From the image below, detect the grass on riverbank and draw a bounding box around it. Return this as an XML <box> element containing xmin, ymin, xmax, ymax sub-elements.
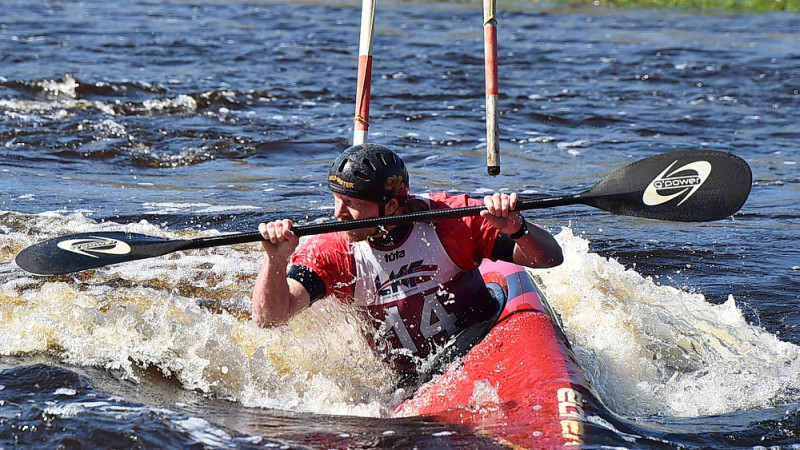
<box><xmin>534</xmin><ymin>0</ymin><xmax>798</xmax><ymax>11</ymax></box>
<box><xmin>327</xmin><ymin>0</ymin><xmax>799</xmax><ymax>12</ymax></box>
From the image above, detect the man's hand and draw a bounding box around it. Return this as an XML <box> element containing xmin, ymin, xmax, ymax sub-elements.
<box><xmin>258</xmin><ymin>219</ymin><xmax>300</xmax><ymax>260</ymax></box>
<box><xmin>481</xmin><ymin>192</ymin><xmax>525</xmax><ymax>236</ymax></box>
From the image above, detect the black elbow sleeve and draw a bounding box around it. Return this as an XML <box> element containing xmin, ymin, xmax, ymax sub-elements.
<box><xmin>287</xmin><ymin>264</ymin><xmax>326</xmax><ymax>304</ymax></box>
<box><xmin>492</xmin><ymin>234</ymin><xmax>516</xmax><ymax>262</ymax></box>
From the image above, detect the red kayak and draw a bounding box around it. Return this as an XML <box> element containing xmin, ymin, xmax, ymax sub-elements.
<box><xmin>393</xmin><ymin>259</ymin><xmax>591</xmax><ymax>448</ymax></box>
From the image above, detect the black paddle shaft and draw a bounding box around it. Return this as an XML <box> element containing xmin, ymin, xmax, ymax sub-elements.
<box><xmin>15</xmin><ymin>149</ymin><xmax>752</xmax><ymax>275</ymax></box>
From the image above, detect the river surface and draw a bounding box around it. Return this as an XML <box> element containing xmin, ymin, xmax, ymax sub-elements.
<box><xmin>1</xmin><ymin>0</ymin><xmax>799</xmax><ymax>448</ymax></box>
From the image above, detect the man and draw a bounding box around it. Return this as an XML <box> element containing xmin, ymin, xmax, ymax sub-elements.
<box><xmin>253</xmin><ymin>143</ymin><xmax>563</xmax><ymax>376</ymax></box>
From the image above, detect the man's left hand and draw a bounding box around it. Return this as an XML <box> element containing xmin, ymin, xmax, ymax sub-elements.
<box><xmin>481</xmin><ymin>192</ymin><xmax>525</xmax><ymax>236</ymax></box>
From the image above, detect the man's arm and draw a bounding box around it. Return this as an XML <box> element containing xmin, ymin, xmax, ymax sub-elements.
<box><xmin>507</xmin><ymin>221</ymin><xmax>563</xmax><ymax>268</ymax></box>
<box><xmin>252</xmin><ymin>219</ymin><xmax>312</xmax><ymax>327</ymax></box>
<box><xmin>253</xmin><ymin>256</ymin><xmax>311</xmax><ymax>327</ymax></box>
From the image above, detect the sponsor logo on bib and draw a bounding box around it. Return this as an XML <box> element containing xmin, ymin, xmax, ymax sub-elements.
<box><xmin>375</xmin><ymin>259</ymin><xmax>436</xmax><ymax>296</ymax></box>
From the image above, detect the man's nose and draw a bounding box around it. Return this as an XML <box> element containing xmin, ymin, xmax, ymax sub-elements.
<box><xmin>333</xmin><ymin>199</ymin><xmax>347</xmax><ymax>219</ymax></box>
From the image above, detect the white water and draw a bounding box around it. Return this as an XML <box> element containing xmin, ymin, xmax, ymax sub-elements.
<box><xmin>2</xmin><ymin>213</ymin><xmax>799</xmax><ymax>419</ymax></box>
<box><xmin>538</xmin><ymin>228</ymin><xmax>800</xmax><ymax>417</ymax></box>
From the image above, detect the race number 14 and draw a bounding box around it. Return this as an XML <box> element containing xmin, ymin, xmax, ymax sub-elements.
<box><xmin>382</xmin><ymin>293</ymin><xmax>458</xmax><ymax>352</ymax></box>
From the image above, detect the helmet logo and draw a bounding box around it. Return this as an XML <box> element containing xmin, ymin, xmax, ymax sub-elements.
<box><xmin>329</xmin><ymin>174</ymin><xmax>355</xmax><ymax>189</ymax></box>
<box><xmin>385</xmin><ymin>175</ymin><xmax>406</xmax><ymax>192</ymax></box>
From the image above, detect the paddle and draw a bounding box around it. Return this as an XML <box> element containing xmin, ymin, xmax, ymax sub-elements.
<box><xmin>15</xmin><ymin>149</ymin><xmax>751</xmax><ymax>276</ymax></box>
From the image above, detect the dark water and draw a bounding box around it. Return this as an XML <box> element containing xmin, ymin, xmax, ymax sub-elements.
<box><xmin>1</xmin><ymin>0</ymin><xmax>799</xmax><ymax>448</ymax></box>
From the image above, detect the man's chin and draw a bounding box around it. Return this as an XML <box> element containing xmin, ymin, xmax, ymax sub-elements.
<box><xmin>343</xmin><ymin>229</ymin><xmax>374</xmax><ymax>243</ymax></box>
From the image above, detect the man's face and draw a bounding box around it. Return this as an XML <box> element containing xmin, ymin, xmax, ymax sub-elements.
<box><xmin>332</xmin><ymin>192</ymin><xmax>381</xmax><ymax>242</ymax></box>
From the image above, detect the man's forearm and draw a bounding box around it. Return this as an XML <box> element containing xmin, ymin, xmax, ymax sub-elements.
<box><xmin>512</xmin><ymin>222</ymin><xmax>564</xmax><ymax>268</ymax></box>
<box><xmin>252</xmin><ymin>256</ymin><xmax>309</xmax><ymax>327</ymax></box>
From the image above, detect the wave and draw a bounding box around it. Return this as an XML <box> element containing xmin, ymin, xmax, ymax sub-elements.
<box><xmin>538</xmin><ymin>228</ymin><xmax>800</xmax><ymax>417</ymax></box>
<box><xmin>0</xmin><ymin>73</ymin><xmax>362</xmax><ymax>172</ymax></box>
<box><xmin>2</xmin><ymin>213</ymin><xmax>799</xmax><ymax>421</ymax></box>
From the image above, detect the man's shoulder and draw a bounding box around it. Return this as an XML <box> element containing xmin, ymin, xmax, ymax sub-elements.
<box><xmin>303</xmin><ymin>231</ymin><xmax>349</xmax><ymax>247</ymax></box>
<box><xmin>295</xmin><ymin>231</ymin><xmax>351</xmax><ymax>258</ymax></box>
<box><xmin>424</xmin><ymin>192</ymin><xmax>482</xmax><ymax>209</ymax></box>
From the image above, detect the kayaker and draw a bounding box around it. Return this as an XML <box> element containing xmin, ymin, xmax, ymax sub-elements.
<box><xmin>252</xmin><ymin>143</ymin><xmax>563</xmax><ymax>381</ymax></box>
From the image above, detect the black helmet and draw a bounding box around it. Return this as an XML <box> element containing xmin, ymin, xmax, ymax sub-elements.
<box><xmin>328</xmin><ymin>143</ymin><xmax>409</xmax><ymax>204</ymax></box>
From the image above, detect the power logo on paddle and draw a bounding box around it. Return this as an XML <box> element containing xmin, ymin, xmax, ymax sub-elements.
<box><xmin>642</xmin><ymin>159</ymin><xmax>712</xmax><ymax>207</ymax></box>
<box><xmin>56</xmin><ymin>236</ymin><xmax>132</xmax><ymax>258</ymax></box>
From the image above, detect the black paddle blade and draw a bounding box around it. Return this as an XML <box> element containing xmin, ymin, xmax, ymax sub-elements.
<box><xmin>14</xmin><ymin>232</ymin><xmax>189</xmax><ymax>276</ymax></box>
<box><xmin>582</xmin><ymin>149</ymin><xmax>752</xmax><ymax>222</ymax></box>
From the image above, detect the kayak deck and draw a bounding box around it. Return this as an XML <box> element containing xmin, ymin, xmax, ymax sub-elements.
<box><xmin>393</xmin><ymin>259</ymin><xmax>590</xmax><ymax>448</ymax></box>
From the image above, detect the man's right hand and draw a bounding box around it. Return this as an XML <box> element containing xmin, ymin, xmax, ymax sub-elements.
<box><xmin>258</xmin><ymin>219</ymin><xmax>300</xmax><ymax>260</ymax></box>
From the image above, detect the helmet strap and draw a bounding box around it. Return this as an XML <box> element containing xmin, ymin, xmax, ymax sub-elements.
<box><xmin>370</xmin><ymin>198</ymin><xmax>393</xmax><ymax>238</ymax></box>
<box><xmin>379</xmin><ymin>197</ymin><xmax>401</xmax><ymax>218</ymax></box>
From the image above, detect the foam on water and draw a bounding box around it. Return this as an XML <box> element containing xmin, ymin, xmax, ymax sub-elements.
<box><xmin>537</xmin><ymin>228</ymin><xmax>800</xmax><ymax>417</ymax></box>
<box><xmin>141</xmin><ymin>202</ymin><xmax>262</xmax><ymax>215</ymax></box>
<box><xmin>1</xmin><ymin>212</ymin><xmax>395</xmax><ymax>417</ymax></box>
<box><xmin>2</xmin><ymin>212</ymin><xmax>799</xmax><ymax>422</ymax></box>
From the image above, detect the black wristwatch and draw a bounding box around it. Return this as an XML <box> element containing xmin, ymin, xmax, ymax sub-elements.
<box><xmin>507</xmin><ymin>221</ymin><xmax>528</xmax><ymax>240</ymax></box>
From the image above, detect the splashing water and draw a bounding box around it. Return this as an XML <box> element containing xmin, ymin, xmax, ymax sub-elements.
<box><xmin>4</xmin><ymin>214</ymin><xmax>798</xmax><ymax>423</ymax></box>
<box><xmin>1</xmin><ymin>214</ymin><xmax>397</xmax><ymax>418</ymax></box>
<box><xmin>537</xmin><ymin>228</ymin><xmax>800</xmax><ymax>417</ymax></box>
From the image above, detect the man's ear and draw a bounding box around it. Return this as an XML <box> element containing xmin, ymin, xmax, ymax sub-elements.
<box><xmin>384</xmin><ymin>198</ymin><xmax>400</xmax><ymax>216</ymax></box>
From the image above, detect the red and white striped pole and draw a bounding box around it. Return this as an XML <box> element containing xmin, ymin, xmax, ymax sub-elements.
<box><xmin>483</xmin><ymin>0</ymin><xmax>500</xmax><ymax>176</ymax></box>
<box><xmin>353</xmin><ymin>0</ymin><xmax>376</xmax><ymax>145</ymax></box>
